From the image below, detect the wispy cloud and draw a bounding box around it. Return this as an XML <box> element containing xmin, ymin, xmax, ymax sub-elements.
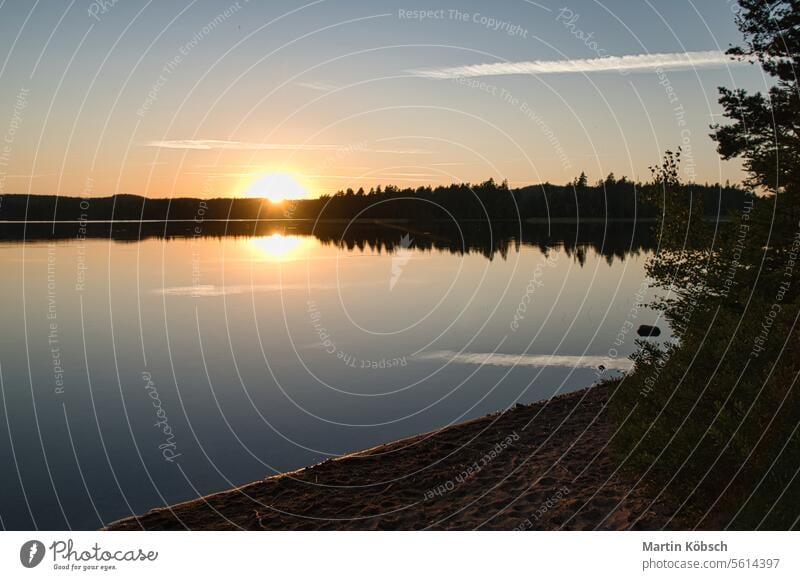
<box><xmin>295</xmin><ymin>80</ymin><xmax>341</xmax><ymax>92</ymax></box>
<box><xmin>416</xmin><ymin>350</ymin><xmax>633</xmax><ymax>370</ymax></box>
<box><xmin>303</xmin><ymin>172</ymin><xmax>442</xmax><ymax>181</ymax></box>
<box><xmin>2</xmin><ymin>172</ymin><xmax>57</xmax><ymax>178</ymax></box>
<box><xmin>145</xmin><ymin>139</ymin><xmax>430</xmax><ymax>154</ymax></box>
<box><xmin>146</xmin><ymin>139</ymin><xmax>356</xmax><ymax>151</ymax></box>
<box><xmin>408</xmin><ymin>50</ymin><xmax>740</xmax><ymax>79</ymax></box>
<box><xmin>153</xmin><ymin>283</ymin><xmax>340</xmax><ymax>297</ymax></box>
<box><xmin>154</xmin><ymin>278</ymin><xmax>426</xmax><ymax>296</ymax></box>
<box><xmin>370</xmin><ymin>148</ymin><xmax>432</xmax><ymax>155</ymax></box>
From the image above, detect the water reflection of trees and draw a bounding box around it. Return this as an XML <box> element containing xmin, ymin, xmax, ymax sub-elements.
<box><xmin>2</xmin><ymin>219</ymin><xmax>654</xmax><ymax>264</ymax></box>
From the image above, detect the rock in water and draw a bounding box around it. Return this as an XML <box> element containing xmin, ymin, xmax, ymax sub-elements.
<box><xmin>637</xmin><ymin>324</ymin><xmax>661</xmax><ymax>337</ymax></box>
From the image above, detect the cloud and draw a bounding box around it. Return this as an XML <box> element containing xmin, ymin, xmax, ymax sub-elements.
<box><xmin>303</xmin><ymin>172</ymin><xmax>442</xmax><ymax>181</ymax></box>
<box><xmin>153</xmin><ymin>283</ymin><xmax>340</xmax><ymax>297</ymax></box>
<box><xmin>2</xmin><ymin>172</ymin><xmax>57</xmax><ymax>178</ymax></box>
<box><xmin>416</xmin><ymin>350</ymin><xmax>632</xmax><ymax>370</ymax></box>
<box><xmin>370</xmin><ymin>148</ymin><xmax>432</xmax><ymax>155</ymax></box>
<box><xmin>145</xmin><ymin>139</ymin><xmax>430</xmax><ymax>154</ymax></box>
<box><xmin>146</xmin><ymin>140</ymin><xmax>355</xmax><ymax>151</ymax></box>
<box><xmin>295</xmin><ymin>81</ymin><xmax>341</xmax><ymax>92</ymax></box>
<box><xmin>408</xmin><ymin>50</ymin><xmax>740</xmax><ymax>79</ymax></box>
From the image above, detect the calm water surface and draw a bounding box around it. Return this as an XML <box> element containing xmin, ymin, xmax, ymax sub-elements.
<box><xmin>0</xmin><ymin>224</ymin><xmax>665</xmax><ymax>529</ymax></box>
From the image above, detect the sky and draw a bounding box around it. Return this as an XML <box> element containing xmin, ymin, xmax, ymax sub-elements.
<box><xmin>0</xmin><ymin>0</ymin><xmax>769</xmax><ymax>199</ymax></box>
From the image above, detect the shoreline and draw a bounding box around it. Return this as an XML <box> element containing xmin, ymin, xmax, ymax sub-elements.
<box><xmin>106</xmin><ymin>382</ymin><xmax>672</xmax><ymax>531</ymax></box>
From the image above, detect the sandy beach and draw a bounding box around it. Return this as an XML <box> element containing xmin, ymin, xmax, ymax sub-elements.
<box><xmin>106</xmin><ymin>382</ymin><xmax>672</xmax><ymax>530</ymax></box>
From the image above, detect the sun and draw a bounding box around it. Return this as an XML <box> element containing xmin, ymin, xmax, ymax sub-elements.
<box><xmin>241</xmin><ymin>172</ymin><xmax>310</xmax><ymax>203</ymax></box>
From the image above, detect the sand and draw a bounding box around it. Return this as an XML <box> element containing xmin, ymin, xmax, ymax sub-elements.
<box><xmin>106</xmin><ymin>382</ymin><xmax>673</xmax><ymax>530</ymax></box>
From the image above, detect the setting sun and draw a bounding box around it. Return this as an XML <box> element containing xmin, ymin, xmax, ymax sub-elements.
<box><xmin>241</xmin><ymin>172</ymin><xmax>311</xmax><ymax>203</ymax></box>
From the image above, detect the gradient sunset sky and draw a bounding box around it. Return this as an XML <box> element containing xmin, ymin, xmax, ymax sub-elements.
<box><xmin>0</xmin><ymin>0</ymin><xmax>766</xmax><ymax>199</ymax></box>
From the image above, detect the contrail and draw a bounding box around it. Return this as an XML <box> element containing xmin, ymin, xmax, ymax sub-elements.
<box><xmin>416</xmin><ymin>350</ymin><xmax>633</xmax><ymax>370</ymax></box>
<box><xmin>408</xmin><ymin>50</ymin><xmax>742</xmax><ymax>79</ymax></box>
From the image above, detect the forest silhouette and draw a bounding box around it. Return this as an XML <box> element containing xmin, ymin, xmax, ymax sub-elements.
<box><xmin>1</xmin><ymin>175</ymin><xmax>748</xmax><ymax>223</ymax></box>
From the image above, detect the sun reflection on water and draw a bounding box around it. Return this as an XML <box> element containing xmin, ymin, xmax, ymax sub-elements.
<box><xmin>249</xmin><ymin>233</ymin><xmax>307</xmax><ymax>261</ymax></box>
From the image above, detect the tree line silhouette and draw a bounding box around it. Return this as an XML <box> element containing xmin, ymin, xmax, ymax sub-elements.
<box><xmin>0</xmin><ymin>175</ymin><xmax>748</xmax><ymax>223</ymax></box>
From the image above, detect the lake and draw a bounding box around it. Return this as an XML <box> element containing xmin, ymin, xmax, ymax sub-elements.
<box><xmin>0</xmin><ymin>221</ymin><xmax>665</xmax><ymax>529</ymax></box>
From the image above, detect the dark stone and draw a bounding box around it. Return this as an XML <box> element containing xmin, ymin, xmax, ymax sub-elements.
<box><xmin>637</xmin><ymin>324</ymin><xmax>662</xmax><ymax>337</ymax></box>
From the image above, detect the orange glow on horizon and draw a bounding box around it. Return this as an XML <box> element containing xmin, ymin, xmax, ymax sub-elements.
<box><xmin>238</xmin><ymin>172</ymin><xmax>314</xmax><ymax>203</ymax></box>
